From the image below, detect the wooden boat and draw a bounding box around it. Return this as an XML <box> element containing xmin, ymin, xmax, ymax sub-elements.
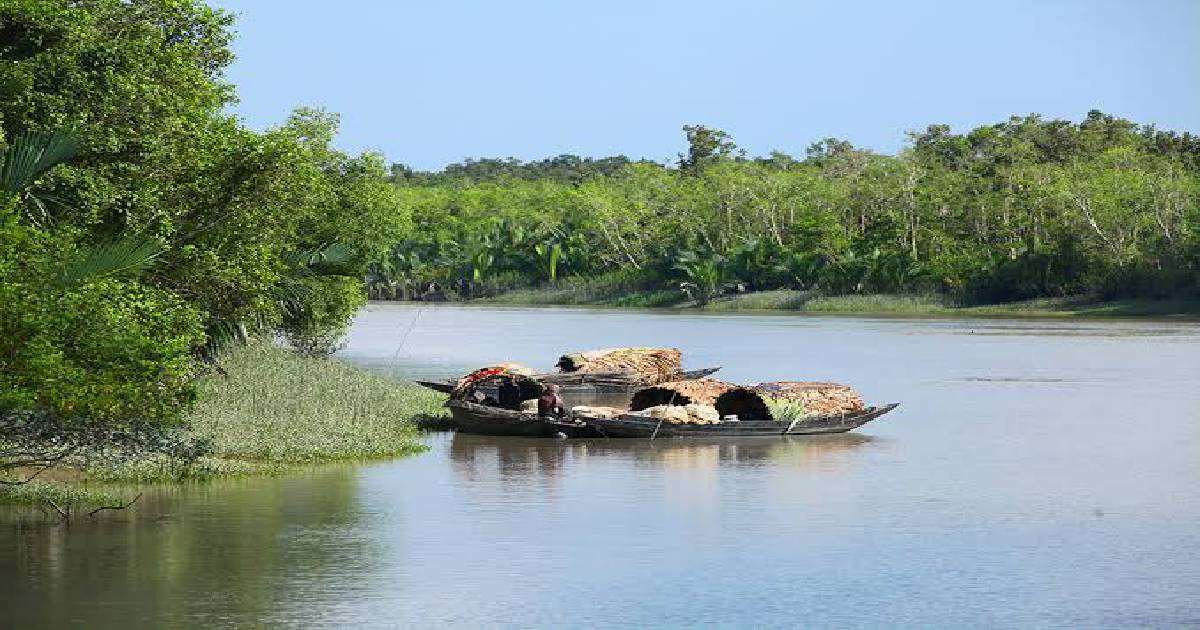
<box><xmin>447</xmin><ymin>400</ymin><xmax>600</xmax><ymax>437</ymax></box>
<box><xmin>417</xmin><ymin>367</ymin><xmax>721</xmax><ymax>397</ymax></box>
<box><xmin>576</xmin><ymin>403</ymin><xmax>900</xmax><ymax>438</ymax></box>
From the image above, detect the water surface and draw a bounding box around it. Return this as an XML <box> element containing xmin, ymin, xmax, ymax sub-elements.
<box><xmin>3</xmin><ymin>305</ymin><xmax>1199</xmax><ymax>627</ymax></box>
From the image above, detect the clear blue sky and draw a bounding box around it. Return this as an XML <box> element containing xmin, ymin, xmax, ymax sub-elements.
<box><xmin>210</xmin><ymin>0</ymin><xmax>1199</xmax><ymax>170</ymax></box>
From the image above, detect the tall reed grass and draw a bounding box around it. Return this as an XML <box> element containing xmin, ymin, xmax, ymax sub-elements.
<box><xmin>2</xmin><ymin>342</ymin><xmax>448</xmax><ymax>515</ymax></box>
<box><xmin>91</xmin><ymin>343</ymin><xmax>445</xmax><ymax>483</ymax></box>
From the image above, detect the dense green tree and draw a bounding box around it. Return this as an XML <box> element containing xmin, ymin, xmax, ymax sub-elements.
<box><xmin>679</xmin><ymin>124</ymin><xmax>740</xmax><ymax>172</ymax></box>
<box><xmin>1</xmin><ymin>1</ymin><xmax>410</xmax><ymax>474</ymax></box>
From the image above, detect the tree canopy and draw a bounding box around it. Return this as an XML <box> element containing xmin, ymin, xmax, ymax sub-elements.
<box><xmin>0</xmin><ymin>0</ymin><xmax>407</xmax><ymax>459</ymax></box>
<box><xmin>376</xmin><ymin>115</ymin><xmax>1198</xmax><ymax>305</ymax></box>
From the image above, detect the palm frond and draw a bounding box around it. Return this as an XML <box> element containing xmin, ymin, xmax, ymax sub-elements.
<box><xmin>54</xmin><ymin>234</ymin><xmax>164</xmax><ymax>290</ymax></box>
<box><xmin>271</xmin><ymin>278</ymin><xmax>316</xmax><ymax>320</ymax></box>
<box><xmin>282</xmin><ymin>242</ymin><xmax>357</xmax><ymax>276</ymax></box>
<box><xmin>1</xmin><ymin>131</ymin><xmax>81</xmax><ymax>195</ymax></box>
<box><xmin>199</xmin><ymin>319</ymin><xmax>249</xmax><ymax>363</ymax></box>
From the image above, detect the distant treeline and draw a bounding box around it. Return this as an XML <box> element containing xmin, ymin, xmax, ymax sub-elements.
<box><xmin>375</xmin><ymin>115</ymin><xmax>1199</xmax><ymax>305</ymax></box>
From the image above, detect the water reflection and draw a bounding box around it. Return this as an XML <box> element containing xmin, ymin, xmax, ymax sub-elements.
<box><xmin>448</xmin><ymin>431</ymin><xmax>874</xmax><ymax>482</ymax></box>
<box><xmin>0</xmin><ymin>467</ymin><xmax>374</xmax><ymax>628</ymax></box>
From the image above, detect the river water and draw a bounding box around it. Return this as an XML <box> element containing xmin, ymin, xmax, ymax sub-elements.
<box><xmin>3</xmin><ymin>304</ymin><xmax>1199</xmax><ymax>627</ymax></box>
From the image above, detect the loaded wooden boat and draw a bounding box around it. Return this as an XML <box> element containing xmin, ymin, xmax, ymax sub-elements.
<box><xmin>417</xmin><ymin>367</ymin><xmax>721</xmax><ymax>397</ymax></box>
<box><xmin>442</xmin><ymin>365</ymin><xmax>604</xmax><ymax>437</ymax></box>
<box><xmin>431</xmin><ymin>349</ymin><xmax>899</xmax><ymax>440</ymax></box>
<box><xmin>576</xmin><ymin>403</ymin><xmax>899</xmax><ymax>438</ymax></box>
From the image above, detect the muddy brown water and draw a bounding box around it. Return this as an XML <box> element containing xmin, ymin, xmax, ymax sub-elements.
<box><xmin>3</xmin><ymin>304</ymin><xmax>1199</xmax><ymax>627</ymax></box>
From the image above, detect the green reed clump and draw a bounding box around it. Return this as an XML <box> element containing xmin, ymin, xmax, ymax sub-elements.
<box><xmin>188</xmin><ymin>343</ymin><xmax>445</xmax><ymax>463</ymax></box>
<box><xmin>764</xmin><ymin>398</ymin><xmax>808</xmax><ymax>423</ymax></box>
<box><xmin>89</xmin><ymin>342</ymin><xmax>447</xmax><ymax>483</ymax></box>
<box><xmin>0</xmin><ymin>479</ymin><xmax>124</xmax><ymax>509</ymax></box>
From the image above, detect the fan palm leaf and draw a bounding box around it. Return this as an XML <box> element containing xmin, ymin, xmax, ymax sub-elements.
<box><xmin>1</xmin><ymin>131</ymin><xmax>80</xmax><ymax>195</ymax></box>
<box><xmin>51</xmin><ymin>234</ymin><xmax>164</xmax><ymax>290</ymax></box>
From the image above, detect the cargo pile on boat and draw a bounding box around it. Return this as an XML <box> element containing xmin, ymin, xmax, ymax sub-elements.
<box><xmin>555</xmin><ymin>347</ymin><xmax>682</xmax><ymax>385</ymax></box>
<box><xmin>643</xmin><ymin>403</ymin><xmax>721</xmax><ymax>425</ymax></box>
<box><xmin>629</xmin><ymin>379</ymin><xmax>736</xmax><ymax>409</ymax></box>
<box><xmin>453</xmin><ymin>363</ymin><xmax>538</xmax><ymax>393</ymax></box>
<box><xmin>753</xmin><ymin>381</ymin><xmax>864</xmax><ymax>416</ymax></box>
<box><xmin>705</xmin><ymin>381</ymin><xmax>864</xmax><ymax>421</ymax></box>
<box><xmin>627</xmin><ymin>379</ymin><xmax>863</xmax><ymax>421</ymax></box>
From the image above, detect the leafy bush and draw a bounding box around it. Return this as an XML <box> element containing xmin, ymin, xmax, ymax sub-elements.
<box><xmin>1</xmin><ymin>278</ymin><xmax>205</xmax><ymax>426</ymax></box>
<box><xmin>675</xmin><ymin>250</ymin><xmax>732</xmax><ymax>306</ymax></box>
<box><xmin>278</xmin><ymin>275</ymin><xmax>366</xmax><ymax>357</ymax></box>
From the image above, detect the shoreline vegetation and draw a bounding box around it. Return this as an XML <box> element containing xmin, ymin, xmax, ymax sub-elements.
<box><xmin>444</xmin><ymin>282</ymin><xmax>1200</xmax><ymax>319</ymax></box>
<box><xmin>1</xmin><ymin>344</ymin><xmax>446</xmax><ymax>513</ymax></box>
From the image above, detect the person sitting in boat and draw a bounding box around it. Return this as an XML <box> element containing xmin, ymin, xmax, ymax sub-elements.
<box><xmin>538</xmin><ymin>383</ymin><xmax>565</xmax><ymax>418</ymax></box>
<box><xmin>471</xmin><ymin>390</ymin><xmax>498</xmax><ymax>407</ymax></box>
<box><xmin>497</xmin><ymin>378</ymin><xmax>522</xmax><ymax>410</ymax></box>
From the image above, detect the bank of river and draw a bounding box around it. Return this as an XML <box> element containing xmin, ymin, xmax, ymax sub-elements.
<box><xmin>0</xmin><ymin>342</ymin><xmax>444</xmax><ymax>509</ymax></box>
<box><xmin>3</xmin><ymin>305</ymin><xmax>1199</xmax><ymax>627</ymax></box>
<box><xmin>473</xmin><ymin>287</ymin><xmax>1200</xmax><ymax>319</ymax></box>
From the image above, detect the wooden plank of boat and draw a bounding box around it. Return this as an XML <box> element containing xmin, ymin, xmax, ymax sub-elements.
<box><xmin>448</xmin><ymin>400</ymin><xmax>560</xmax><ymax>437</ymax></box>
<box><xmin>577</xmin><ymin>403</ymin><xmax>900</xmax><ymax>438</ymax></box>
<box><xmin>447</xmin><ymin>400</ymin><xmax>599</xmax><ymax>438</ymax></box>
<box><xmin>416</xmin><ymin>380</ymin><xmax>455</xmax><ymax>394</ymax></box>
<box><xmin>546</xmin><ymin>419</ymin><xmax>604</xmax><ymax>439</ymax></box>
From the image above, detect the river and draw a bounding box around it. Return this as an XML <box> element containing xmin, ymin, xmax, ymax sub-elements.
<box><xmin>3</xmin><ymin>304</ymin><xmax>1199</xmax><ymax>627</ymax></box>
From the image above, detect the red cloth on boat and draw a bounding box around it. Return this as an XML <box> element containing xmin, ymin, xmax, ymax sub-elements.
<box><xmin>538</xmin><ymin>391</ymin><xmax>564</xmax><ymax>417</ymax></box>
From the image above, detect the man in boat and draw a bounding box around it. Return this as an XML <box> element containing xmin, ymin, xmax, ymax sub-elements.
<box><xmin>497</xmin><ymin>378</ymin><xmax>522</xmax><ymax>410</ymax></box>
<box><xmin>538</xmin><ymin>383</ymin><xmax>565</xmax><ymax>418</ymax></box>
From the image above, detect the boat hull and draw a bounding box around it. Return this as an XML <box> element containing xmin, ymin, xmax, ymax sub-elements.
<box><xmin>448</xmin><ymin>401</ymin><xmax>560</xmax><ymax>437</ymax></box>
<box><xmin>580</xmin><ymin>403</ymin><xmax>899</xmax><ymax>438</ymax></box>
<box><xmin>447</xmin><ymin>401</ymin><xmax>601</xmax><ymax>437</ymax></box>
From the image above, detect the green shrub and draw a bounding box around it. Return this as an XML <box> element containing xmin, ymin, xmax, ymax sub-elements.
<box><xmin>0</xmin><ymin>278</ymin><xmax>205</xmax><ymax>426</ymax></box>
<box><xmin>278</xmin><ymin>275</ymin><xmax>366</xmax><ymax>357</ymax></box>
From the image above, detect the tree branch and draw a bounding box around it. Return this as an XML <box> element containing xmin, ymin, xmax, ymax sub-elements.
<box><xmin>87</xmin><ymin>492</ymin><xmax>143</xmax><ymax>518</ymax></box>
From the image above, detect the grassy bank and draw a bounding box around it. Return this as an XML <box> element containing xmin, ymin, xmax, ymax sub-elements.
<box><xmin>697</xmin><ymin>291</ymin><xmax>1200</xmax><ymax>318</ymax></box>
<box><xmin>481</xmin><ymin>272</ymin><xmax>682</xmax><ymax>308</ymax></box>
<box><xmin>2</xmin><ymin>343</ymin><xmax>446</xmax><ymax>511</ymax></box>
<box><xmin>479</xmin><ymin>283</ymin><xmax>1200</xmax><ymax>319</ymax></box>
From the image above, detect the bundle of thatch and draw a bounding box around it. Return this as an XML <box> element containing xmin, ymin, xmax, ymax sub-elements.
<box><xmin>684</xmin><ymin>403</ymin><xmax>720</xmax><ymax>424</ymax></box>
<box><xmin>643</xmin><ymin>403</ymin><xmax>721</xmax><ymax>425</ymax></box>
<box><xmin>754</xmin><ymin>381</ymin><xmax>864</xmax><ymax>416</ymax></box>
<box><xmin>555</xmin><ymin>348</ymin><xmax>682</xmax><ymax>384</ymax></box>
<box><xmin>452</xmin><ymin>363</ymin><xmax>540</xmax><ymax>398</ymax></box>
<box><xmin>570</xmin><ymin>405</ymin><xmax>621</xmax><ymax>419</ymax></box>
<box><xmin>629</xmin><ymin>379</ymin><xmax>737</xmax><ymax>411</ymax></box>
<box><xmin>709</xmin><ymin>382</ymin><xmax>863</xmax><ymax>421</ymax></box>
